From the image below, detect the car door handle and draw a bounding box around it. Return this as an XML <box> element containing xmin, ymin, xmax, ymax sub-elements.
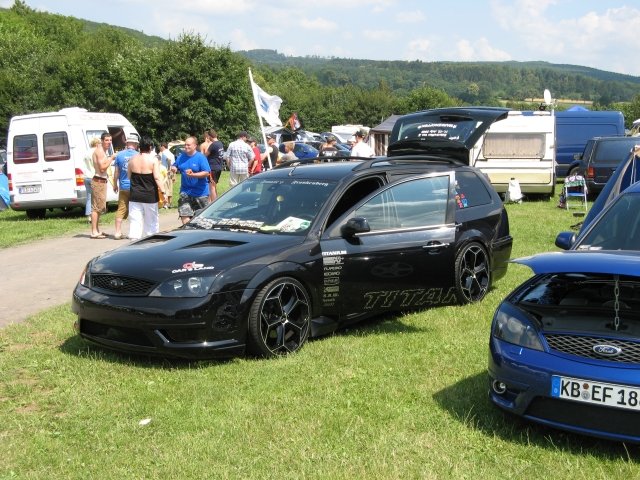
<box><xmin>423</xmin><ymin>242</ymin><xmax>450</xmax><ymax>250</ymax></box>
<box><xmin>42</xmin><ymin>168</ymin><xmax>54</xmax><ymax>172</ymax></box>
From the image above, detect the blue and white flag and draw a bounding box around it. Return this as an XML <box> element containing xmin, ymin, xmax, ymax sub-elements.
<box><xmin>250</xmin><ymin>76</ymin><xmax>283</xmax><ymax>127</ymax></box>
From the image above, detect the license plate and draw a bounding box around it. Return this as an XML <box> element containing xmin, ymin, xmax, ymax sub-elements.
<box><xmin>18</xmin><ymin>185</ymin><xmax>41</xmax><ymax>194</ymax></box>
<box><xmin>551</xmin><ymin>375</ymin><xmax>640</xmax><ymax>412</ymax></box>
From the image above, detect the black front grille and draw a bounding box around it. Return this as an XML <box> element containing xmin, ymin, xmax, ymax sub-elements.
<box><xmin>81</xmin><ymin>319</ymin><xmax>154</xmax><ymax>347</ymax></box>
<box><xmin>545</xmin><ymin>334</ymin><xmax>640</xmax><ymax>364</ymax></box>
<box><xmin>526</xmin><ymin>397</ymin><xmax>640</xmax><ymax>438</ymax></box>
<box><xmin>91</xmin><ymin>274</ymin><xmax>156</xmax><ymax>296</ymax></box>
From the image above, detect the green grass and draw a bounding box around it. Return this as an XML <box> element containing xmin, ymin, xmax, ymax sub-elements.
<box><xmin>2</xmin><ymin>189</ymin><xmax>640</xmax><ymax>479</ymax></box>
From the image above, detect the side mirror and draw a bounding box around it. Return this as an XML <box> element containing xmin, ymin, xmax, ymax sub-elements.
<box><xmin>341</xmin><ymin>217</ymin><xmax>370</xmax><ymax>237</ymax></box>
<box><xmin>555</xmin><ymin>231</ymin><xmax>576</xmax><ymax>250</ymax></box>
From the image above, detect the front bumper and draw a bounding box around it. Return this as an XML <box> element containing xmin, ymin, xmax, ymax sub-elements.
<box><xmin>72</xmin><ymin>283</ymin><xmax>251</xmax><ymax>359</ymax></box>
<box><xmin>488</xmin><ymin>336</ymin><xmax>640</xmax><ymax>443</ymax></box>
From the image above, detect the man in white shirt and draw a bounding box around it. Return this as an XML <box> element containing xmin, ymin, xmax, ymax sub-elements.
<box><xmin>350</xmin><ymin>129</ymin><xmax>374</xmax><ymax>157</ymax></box>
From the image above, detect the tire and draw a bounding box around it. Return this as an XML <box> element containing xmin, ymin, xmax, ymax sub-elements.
<box><xmin>247</xmin><ymin>277</ymin><xmax>311</xmax><ymax>357</ymax></box>
<box><xmin>454</xmin><ymin>242</ymin><xmax>490</xmax><ymax>304</ymax></box>
<box><xmin>25</xmin><ymin>208</ymin><xmax>46</xmax><ymax>219</ymax></box>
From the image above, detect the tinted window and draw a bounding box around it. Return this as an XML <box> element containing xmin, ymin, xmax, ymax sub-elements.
<box><xmin>13</xmin><ymin>134</ymin><xmax>38</xmax><ymax>164</ymax></box>
<box><xmin>577</xmin><ymin>193</ymin><xmax>640</xmax><ymax>250</ymax></box>
<box><xmin>454</xmin><ymin>171</ymin><xmax>492</xmax><ymax>208</ymax></box>
<box><xmin>43</xmin><ymin>132</ymin><xmax>71</xmax><ymax>161</ymax></box>
<box><xmin>593</xmin><ymin>139</ymin><xmax>637</xmax><ymax>166</ymax></box>
<box><xmin>355</xmin><ymin>175</ymin><xmax>449</xmax><ymax>230</ymax></box>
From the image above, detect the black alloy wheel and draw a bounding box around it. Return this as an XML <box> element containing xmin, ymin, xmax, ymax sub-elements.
<box><xmin>248</xmin><ymin>277</ymin><xmax>311</xmax><ymax>357</ymax></box>
<box><xmin>454</xmin><ymin>242</ymin><xmax>490</xmax><ymax>304</ymax></box>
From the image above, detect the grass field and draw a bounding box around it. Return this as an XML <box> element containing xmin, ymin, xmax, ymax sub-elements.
<box><xmin>1</xmin><ymin>186</ymin><xmax>639</xmax><ymax>479</ymax></box>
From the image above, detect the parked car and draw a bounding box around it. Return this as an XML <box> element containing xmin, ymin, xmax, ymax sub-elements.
<box><xmin>168</xmin><ymin>140</ymin><xmax>185</xmax><ymax>159</ymax></box>
<box><xmin>488</xmin><ymin>250</ymin><xmax>640</xmax><ymax>443</ymax></box>
<box><xmin>556</xmin><ymin>181</ymin><xmax>640</xmax><ymax>251</ymax></box>
<box><xmin>578</xmin><ymin>145</ymin><xmax>640</xmax><ymax>232</ymax></box>
<box><xmin>576</xmin><ymin>136</ymin><xmax>639</xmax><ymax>198</ymax></box>
<box><xmin>279</xmin><ymin>141</ymin><xmax>318</xmax><ymax>159</ymax></box>
<box><xmin>71</xmin><ymin>107</ymin><xmax>513</xmax><ymax>360</ymax></box>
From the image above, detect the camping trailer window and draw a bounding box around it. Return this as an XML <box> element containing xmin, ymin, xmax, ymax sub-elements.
<box><xmin>43</xmin><ymin>132</ymin><xmax>71</xmax><ymax>162</ymax></box>
<box><xmin>13</xmin><ymin>134</ymin><xmax>38</xmax><ymax>164</ymax></box>
<box><xmin>483</xmin><ymin>132</ymin><xmax>545</xmax><ymax>159</ymax></box>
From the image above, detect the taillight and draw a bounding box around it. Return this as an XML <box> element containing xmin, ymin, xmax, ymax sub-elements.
<box><xmin>75</xmin><ymin>168</ymin><xmax>84</xmax><ymax>187</ymax></box>
<box><xmin>586</xmin><ymin>166</ymin><xmax>595</xmax><ymax>179</ymax></box>
<box><xmin>7</xmin><ymin>173</ymin><xmax>12</xmax><ymax>191</ymax></box>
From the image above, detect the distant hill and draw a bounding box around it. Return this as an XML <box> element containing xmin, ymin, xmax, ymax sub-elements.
<box><xmin>239</xmin><ymin>49</ymin><xmax>640</xmax><ymax>105</ymax></box>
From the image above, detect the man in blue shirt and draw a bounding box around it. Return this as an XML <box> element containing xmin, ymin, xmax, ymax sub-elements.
<box><xmin>171</xmin><ymin>136</ymin><xmax>211</xmax><ymax>225</ymax></box>
<box><xmin>113</xmin><ymin>135</ymin><xmax>139</xmax><ymax>239</ymax></box>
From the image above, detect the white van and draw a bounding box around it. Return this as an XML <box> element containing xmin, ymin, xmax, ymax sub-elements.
<box><xmin>473</xmin><ymin>110</ymin><xmax>556</xmax><ymax>198</ymax></box>
<box><xmin>7</xmin><ymin>107</ymin><xmax>138</xmax><ymax>218</ymax></box>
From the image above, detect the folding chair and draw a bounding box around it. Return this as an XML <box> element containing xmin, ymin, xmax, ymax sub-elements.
<box><xmin>563</xmin><ymin>174</ymin><xmax>588</xmax><ymax>211</ymax></box>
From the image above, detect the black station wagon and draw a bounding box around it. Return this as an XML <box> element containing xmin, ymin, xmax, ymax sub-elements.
<box><xmin>72</xmin><ymin>108</ymin><xmax>513</xmax><ymax>359</ymax></box>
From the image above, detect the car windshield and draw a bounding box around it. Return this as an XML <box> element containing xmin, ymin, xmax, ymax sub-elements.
<box><xmin>188</xmin><ymin>177</ymin><xmax>337</xmax><ymax>235</ymax></box>
<box><xmin>577</xmin><ymin>192</ymin><xmax>640</xmax><ymax>250</ymax></box>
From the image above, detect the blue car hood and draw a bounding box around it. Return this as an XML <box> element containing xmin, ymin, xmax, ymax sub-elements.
<box><xmin>513</xmin><ymin>251</ymin><xmax>640</xmax><ymax>276</ymax></box>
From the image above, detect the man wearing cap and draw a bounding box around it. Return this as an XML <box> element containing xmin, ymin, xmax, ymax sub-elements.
<box><xmin>350</xmin><ymin>129</ymin><xmax>374</xmax><ymax>158</ymax></box>
<box><xmin>262</xmin><ymin>135</ymin><xmax>279</xmax><ymax>169</ymax></box>
<box><xmin>224</xmin><ymin>131</ymin><xmax>255</xmax><ymax>187</ymax></box>
<box><xmin>171</xmin><ymin>136</ymin><xmax>211</xmax><ymax>225</ymax></box>
<box><xmin>319</xmin><ymin>135</ymin><xmax>339</xmax><ymax>158</ymax></box>
<box><xmin>113</xmin><ymin>134</ymin><xmax>140</xmax><ymax>239</ymax></box>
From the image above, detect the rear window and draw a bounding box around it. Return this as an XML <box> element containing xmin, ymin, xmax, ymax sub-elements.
<box><xmin>43</xmin><ymin>132</ymin><xmax>71</xmax><ymax>161</ymax></box>
<box><xmin>392</xmin><ymin>116</ymin><xmax>478</xmax><ymax>143</ymax></box>
<box><xmin>593</xmin><ymin>139</ymin><xmax>638</xmax><ymax>166</ymax></box>
<box><xmin>483</xmin><ymin>133</ymin><xmax>546</xmax><ymax>159</ymax></box>
<box><xmin>13</xmin><ymin>134</ymin><xmax>38</xmax><ymax>164</ymax></box>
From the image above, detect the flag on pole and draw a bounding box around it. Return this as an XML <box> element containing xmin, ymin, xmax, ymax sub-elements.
<box><xmin>250</xmin><ymin>77</ymin><xmax>283</xmax><ymax>127</ymax></box>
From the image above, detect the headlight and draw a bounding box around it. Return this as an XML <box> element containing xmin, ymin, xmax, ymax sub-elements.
<box><xmin>492</xmin><ymin>303</ymin><xmax>544</xmax><ymax>351</ymax></box>
<box><xmin>79</xmin><ymin>263</ymin><xmax>91</xmax><ymax>287</ymax></box>
<box><xmin>149</xmin><ymin>275</ymin><xmax>216</xmax><ymax>298</ymax></box>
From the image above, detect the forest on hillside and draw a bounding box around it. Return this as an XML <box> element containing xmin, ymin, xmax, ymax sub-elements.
<box><xmin>240</xmin><ymin>50</ymin><xmax>640</xmax><ymax>105</ymax></box>
<box><xmin>2</xmin><ymin>0</ymin><xmax>640</xmax><ymax>147</ymax></box>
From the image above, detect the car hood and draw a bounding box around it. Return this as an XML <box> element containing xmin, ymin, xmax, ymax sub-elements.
<box><xmin>513</xmin><ymin>251</ymin><xmax>640</xmax><ymax>277</ymax></box>
<box><xmin>89</xmin><ymin>228</ymin><xmax>306</xmax><ymax>279</ymax></box>
<box><xmin>387</xmin><ymin>107</ymin><xmax>509</xmax><ymax>163</ymax></box>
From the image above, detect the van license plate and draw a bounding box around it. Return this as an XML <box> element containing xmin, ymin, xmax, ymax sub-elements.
<box><xmin>19</xmin><ymin>185</ymin><xmax>41</xmax><ymax>194</ymax></box>
<box><xmin>551</xmin><ymin>375</ymin><xmax>640</xmax><ymax>412</ymax></box>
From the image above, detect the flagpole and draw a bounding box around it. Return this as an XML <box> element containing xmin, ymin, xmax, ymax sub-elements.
<box><xmin>248</xmin><ymin>68</ymin><xmax>272</xmax><ymax>169</ymax></box>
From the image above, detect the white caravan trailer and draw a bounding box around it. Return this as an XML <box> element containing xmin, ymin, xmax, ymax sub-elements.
<box><xmin>7</xmin><ymin>107</ymin><xmax>138</xmax><ymax>218</ymax></box>
<box><xmin>473</xmin><ymin>110</ymin><xmax>556</xmax><ymax>198</ymax></box>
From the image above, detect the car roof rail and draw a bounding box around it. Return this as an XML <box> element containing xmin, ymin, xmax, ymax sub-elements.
<box><xmin>353</xmin><ymin>155</ymin><xmax>463</xmax><ymax>171</ymax></box>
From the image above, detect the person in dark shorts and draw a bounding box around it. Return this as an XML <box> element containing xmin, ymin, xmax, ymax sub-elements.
<box><xmin>205</xmin><ymin>129</ymin><xmax>224</xmax><ymax>202</ymax></box>
<box><xmin>171</xmin><ymin>136</ymin><xmax>211</xmax><ymax>225</ymax></box>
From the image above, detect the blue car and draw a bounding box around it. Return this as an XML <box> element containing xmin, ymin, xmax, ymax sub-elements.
<box><xmin>489</xmin><ymin>251</ymin><xmax>640</xmax><ymax>443</ymax></box>
<box><xmin>279</xmin><ymin>142</ymin><xmax>318</xmax><ymax>159</ymax></box>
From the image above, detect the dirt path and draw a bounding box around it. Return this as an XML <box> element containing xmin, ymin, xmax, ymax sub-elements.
<box><xmin>0</xmin><ymin>211</ymin><xmax>181</xmax><ymax>328</ymax></box>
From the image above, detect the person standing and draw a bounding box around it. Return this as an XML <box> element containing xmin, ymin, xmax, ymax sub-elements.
<box><xmin>279</xmin><ymin>141</ymin><xmax>298</xmax><ymax>163</ymax></box>
<box><xmin>262</xmin><ymin>134</ymin><xmax>279</xmax><ymax>169</ymax></box>
<box><xmin>350</xmin><ymin>129</ymin><xmax>374</xmax><ymax>157</ymax></box>
<box><xmin>127</xmin><ymin>136</ymin><xmax>166</xmax><ymax>241</ymax></box>
<box><xmin>171</xmin><ymin>136</ymin><xmax>210</xmax><ymax>225</ymax></box>
<box><xmin>248</xmin><ymin>138</ymin><xmax>262</xmax><ymax>175</ymax></box>
<box><xmin>319</xmin><ymin>135</ymin><xmax>339</xmax><ymax>158</ymax></box>
<box><xmin>200</xmin><ymin>130</ymin><xmax>212</xmax><ymax>155</ymax></box>
<box><xmin>159</xmin><ymin>142</ymin><xmax>175</xmax><ymax>208</ymax></box>
<box><xmin>113</xmin><ymin>135</ymin><xmax>139</xmax><ymax>239</ymax></box>
<box><xmin>83</xmin><ymin>138</ymin><xmax>100</xmax><ymax>223</ymax></box>
<box><xmin>205</xmin><ymin>129</ymin><xmax>224</xmax><ymax>202</ymax></box>
<box><xmin>224</xmin><ymin>131</ymin><xmax>254</xmax><ymax>187</ymax></box>
<box><xmin>89</xmin><ymin>132</ymin><xmax>115</xmax><ymax>239</ymax></box>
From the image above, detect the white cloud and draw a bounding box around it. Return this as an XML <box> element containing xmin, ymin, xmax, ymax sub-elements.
<box><xmin>363</xmin><ymin>29</ymin><xmax>395</xmax><ymax>41</ymax></box>
<box><xmin>229</xmin><ymin>28</ymin><xmax>257</xmax><ymax>50</ymax></box>
<box><xmin>456</xmin><ymin>38</ymin><xmax>511</xmax><ymax>61</ymax></box>
<box><xmin>300</xmin><ymin>17</ymin><xmax>338</xmax><ymax>30</ymax></box>
<box><xmin>395</xmin><ymin>10</ymin><xmax>425</xmax><ymax>23</ymax></box>
<box><xmin>403</xmin><ymin>37</ymin><xmax>431</xmax><ymax>60</ymax></box>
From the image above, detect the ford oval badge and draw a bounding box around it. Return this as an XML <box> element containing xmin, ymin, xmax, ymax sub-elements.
<box><xmin>593</xmin><ymin>344</ymin><xmax>622</xmax><ymax>357</ymax></box>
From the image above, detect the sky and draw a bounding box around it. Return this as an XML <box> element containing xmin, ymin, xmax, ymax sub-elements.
<box><xmin>4</xmin><ymin>0</ymin><xmax>640</xmax><ymax>77</ymax></box>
